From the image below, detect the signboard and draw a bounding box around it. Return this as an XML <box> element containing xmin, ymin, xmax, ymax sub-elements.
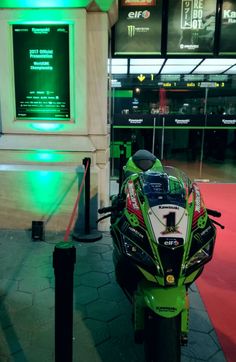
<box><xmin>164</xmin><ymin>114</ymin><xmax>205</xmax><ymax>127</ymax></box>
<box><xmin>207</xmin><ymin>114</ymin><xmax>236</xmax><ymax>127</ymax></box>
<box><xmin>12</xmin><ymin>24</ymin><xmax>70</xmax><ymax>120</ymax></box>
<box><xmin>114</xmin><ymin>0</ymin><xmax>163</xmax><ymax>55</ymax></box>
<box><xmin>167</xmin><ymin>0</ymin><xmax>217</xmax><ymax>54</ymax></box>
<box><xmin>113</xmin><ymin>114</ymin><xmax>236</xmax><ymax>128</ymax></box>
<box><xmin>219</xmin><ymin>0</ymin><xmax>236</xmax><ymax>54</ymax></box>
<box><xmin>110</xmin><ymin>74</ymin><xmax>232</xmax><ymax>89</ymax></box>
<box><xmin>113</xmin><ymin>114</ymin><xmax>160</xmax><ymax>126</ymax></box>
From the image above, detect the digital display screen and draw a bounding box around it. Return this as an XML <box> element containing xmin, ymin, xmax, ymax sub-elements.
<box><xmin>167</xmin><ymin>0</ymin><xmax>217</xmax><ymax>54</ymax></box>
<box><xmin>12</xmin><ymin>24</ymin><xmax>70</xmax><ymax>120</ymax></box>
<box><xmin>114</xmin><ymin>0</ymin><xmax>163</xmax><ymax>55</ymax></box>
<box><xmin>219</xmin><ymin>0</ymin><xmax>236</xmax><ymax>54</ymax></box>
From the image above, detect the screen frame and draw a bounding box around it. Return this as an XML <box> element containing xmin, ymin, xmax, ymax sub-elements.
<box><xmin>11</xmin><ymin>22</ymin><xmax>73</xmax><ymax>122</ymax></box>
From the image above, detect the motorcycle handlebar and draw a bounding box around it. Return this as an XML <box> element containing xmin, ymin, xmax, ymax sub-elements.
<box><xmin>206</xmin><ymin>208</ymin><xmax>221</xmax><ymax>218</ymax></box>
<box><xmin>98</xmin><ymin>206</ymin><xmax>116</xmax><ymax>214</ymax></box>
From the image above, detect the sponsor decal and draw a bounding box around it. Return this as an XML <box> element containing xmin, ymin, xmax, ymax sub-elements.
<box><xmin>122</xmin><ymin>0</ymin><xmax>156</xmax><ymax>6</ymax></box>
<box><xmin>156</xmin><ymin>306</ymin><xmax>177</xmax><ymax>312</ymax></box>
<box><xmin>194</xmin><ymin>186</ymin><xmax>201</xmax><ymax>213</ymax></box>
<box><xmin>129</xmin><ymin>227</ymin><xmax>144</xmax><ymax>239</ymax></box>
<box><xmin>161</xmin><ymin>226</ymin><xmax>180</xmax><ymax>234</ymax></box>
<box><xmin>159</xmin><ymin>205</ymin><xmax>179</xmax><ymax>210</ymax></box>
<box><xmin>127</xmin><ymin>10</ymin><xmax>151</xmax><ymax>19</ymax></box>
<box><xmin>159</xmin><ymin>237</ymin><xmax>184</xmax><ymax>247</ymax></box>
<box><xmin>200</xmin><ymin>225</ymin><xmax>211</xmax><ymax>236</ymax></box>
<box><xmin>127</xmin><ymin>181</ymin><xmax>139</xmax><ymax>210</ymax></box>
<box><xmin>166</xmin><ymin>275</ymin><xmax>175</xmax><ymax>284</ymax></box>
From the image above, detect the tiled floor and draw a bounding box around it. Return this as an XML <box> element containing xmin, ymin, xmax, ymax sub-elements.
<box><xmin>0</xmin><ymin>229</ymin><xmax>226</xmax><ymax>362</ymax></box>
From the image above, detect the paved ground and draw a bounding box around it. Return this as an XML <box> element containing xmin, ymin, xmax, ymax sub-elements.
<box><xmin>0</xmin><ymin>229</ymin><xmax>226</xmax><ymax>362</ymax></box>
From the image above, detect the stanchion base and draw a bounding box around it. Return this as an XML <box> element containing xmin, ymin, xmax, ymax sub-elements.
<box><xmin>73</xmin><ymin>230</ymin><xmax>103</xmax><ymax>243</ymax></box>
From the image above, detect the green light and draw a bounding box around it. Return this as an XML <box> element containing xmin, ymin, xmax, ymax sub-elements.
<box><xmin>1</xmin><ymin>0</ymin><xmax>114</xmax><ymax>11</ymax></box>
<box><xmin>25</xmin><ymin>151</ymin><xmax>68</xmax><ymax>163</ymax></box>
<box><xmin>23</xmin><ymin>171</ymin><xmax>68</xmax><ymax>214</ymax></box>
<box><xmin>30</xmin><ymin>123</ymin><xmax>63</xmax><ymax>131</ymax></box>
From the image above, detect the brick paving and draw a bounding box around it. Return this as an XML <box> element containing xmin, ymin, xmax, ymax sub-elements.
<box><xmin>0</xmin><ymin>229</ymin><xmax>226</xmax><ymax>362</ymax></box>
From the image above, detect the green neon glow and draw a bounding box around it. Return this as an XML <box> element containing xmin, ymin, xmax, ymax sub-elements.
<box><xmin>22</xmin><ymin>170</ymin><xmax>68</xmax><ymax>214</ymax></box>
<box><xmin>1</xmin><ymin>0</ymin><xmax>114</xmax><ymax>11</ymax></box>
<box><xmin>30</xmin><ymin>123</ymin><xmax>63</xmax><ymax>132</ymax></box>
<box><xmin>25</xmin><ymin>151</ymin><xmax>68</xmax><ymax>163</ymax></box>
<box><xmin>114</xmin><ymin>90</ymin><xmax>133</xmax><ymax>98</ymax></box>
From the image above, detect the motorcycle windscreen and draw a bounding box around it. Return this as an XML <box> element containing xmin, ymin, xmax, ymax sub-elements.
<box><xmin>141</xmin><ymin>170</ymin><xmax>188</xmax><ymax>208</ymax></box>
<box><xmin>140</xmin><ymin>171</ymin><xmax>189</xmax><ymax>245</ymax></box>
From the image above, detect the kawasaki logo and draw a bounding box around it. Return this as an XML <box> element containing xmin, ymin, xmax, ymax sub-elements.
<box><xmin>223</xmin><ymin>10</ymin><xmax>236</xmax><ymax>19</ymax></box>
<box><xmin>222</xmin><ymin>119</ymin><xmax>236</xmax><ymax>125</ymax></box>
<box><xmin>175</xmin><ymin>119</ymin><xmax>190</xmax><ymax>124</ymax></box>
<box><xmin>128</xmin><ymin>10</ymin><xmax>150</xmax><ymax>19</ymax></box>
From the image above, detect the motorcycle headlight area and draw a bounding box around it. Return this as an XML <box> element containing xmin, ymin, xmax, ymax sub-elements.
<box><xmin>185</xmin><ymin>240</ymin><xmax>214</xmax><ymax>272</ymax></box>
<box><xmin>121</xmin><ymin>236</ymin><xmax>159</xmax><ymax>273</ymax></box>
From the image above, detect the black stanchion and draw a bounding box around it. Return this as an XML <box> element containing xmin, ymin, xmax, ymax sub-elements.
<box><xmin>53</xmin><ymin>242</ymin><xmax>76</xmax><ymax>362</ymax></box>
<box><xmin>73</xmin><ymin>157</ymin><xmax>102</xmax><ymax>242</ymax></box>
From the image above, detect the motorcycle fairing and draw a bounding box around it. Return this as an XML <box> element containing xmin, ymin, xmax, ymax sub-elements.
<box><xmin>148</xmin><ymin>204</ymin><xmax>189</xmax><ymax>245</ymax></box>
<box><xmin>138</xmin><ymin>281</ymin><xmax>186</xmax><ymax>318</ymax></box>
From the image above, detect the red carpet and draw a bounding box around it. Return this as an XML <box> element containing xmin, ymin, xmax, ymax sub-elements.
<box><xmin>196</xmin><ymin>183</ymin><xmax>236</xmax><ymax>362</ymax></box>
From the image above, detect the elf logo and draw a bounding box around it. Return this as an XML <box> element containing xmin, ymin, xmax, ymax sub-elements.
<box><xmin>128</xmin><ymin>10</ymin><xmax>150</xmax><ymax>19</ymax></box>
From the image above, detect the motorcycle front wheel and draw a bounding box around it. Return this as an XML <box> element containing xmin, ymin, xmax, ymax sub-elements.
<box><xmin>144</xmin><ymin>309</ymin><xmax>181</xmax><ymax>362</ymax></box>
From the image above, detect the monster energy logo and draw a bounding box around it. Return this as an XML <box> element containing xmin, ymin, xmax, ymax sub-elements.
<box><xmin>128</xmin><ymin>25</ymin><xmax>135</xmax><ymax>37</ymax></box>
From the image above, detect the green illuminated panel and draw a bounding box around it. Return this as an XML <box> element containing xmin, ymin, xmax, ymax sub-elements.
<box><xmin>114</xmin><ymin>90</ymin><xmax>133</xmax><ymax>98</ymax></box>
<box><xmin>1</xmin><ymin>0</ymin><xmax>114</xmax><ymax>11</ymax></box>
<box><xmin>13</xmin><ymin>24</ymin><xmax>70</xmax><ymax>120</ymax></box>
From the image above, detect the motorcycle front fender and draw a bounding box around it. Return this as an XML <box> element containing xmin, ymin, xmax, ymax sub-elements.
<box><xmin>141</xmin><ymin>283</ymin><xmax>186</xmax><ymax>318</ymax></box>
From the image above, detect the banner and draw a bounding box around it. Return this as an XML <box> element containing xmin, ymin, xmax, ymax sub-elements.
<box><xmin>113</xmin><ymin>114</ymin><xmax>236</xmax><ymax>128</ymax></box>
<box><xmin>167</xmin><ymin>0</ymin><xmax>217</xmax><ymax>54</ymax></box>
<box><xmin>13</xmin><ymin>24</ymin><xmax>70</xmax><ymax>120</ymax></box>
<box><xmin>219</xmin><ymin>0</ymin><xmax>236</xmax><ymax>54</ymax></box>
<box><xmin>114</xmin><ymin>0</ymin><xmax>163</xmax><ymax>55</ymax></box>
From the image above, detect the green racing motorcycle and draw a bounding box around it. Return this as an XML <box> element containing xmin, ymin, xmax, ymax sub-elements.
<box><xmin>98</xmin><ymin>149</ymin><xmax>224</xmax><ymax>362</ymax></box>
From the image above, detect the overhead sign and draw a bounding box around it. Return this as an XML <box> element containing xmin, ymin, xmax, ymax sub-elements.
<box><xmin>12</xmin><ymin>24</ymin><xmax>70</xmax><ymax>120</ymax></box>
<box><xmin>219</xmin><ymin>0</ymin><xmax>236</xmax><ymax>54</ymax></box>
<box><xmin>167</xmin><ymin>0</ymin><xmax>217</xmax><ymax>54</ymax></box>
<box><xmin>114</xmin><ymin>0</ymin><xmax>163</xmax><ymax>55</ymax></box>
<box><xmin>0</xmin><ymin>0</ymin><xmax>114</xmax><ymax>11</ymax></box>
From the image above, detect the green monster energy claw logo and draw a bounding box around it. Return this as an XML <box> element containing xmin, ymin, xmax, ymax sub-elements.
<box><xmin>128</xmin><ymin>25</ymin><xmax>135</xmax><ymax>37</ymax></box>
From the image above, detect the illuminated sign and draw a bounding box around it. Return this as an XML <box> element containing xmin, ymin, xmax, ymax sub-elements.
<box><xmin>220</xmin><ymin>0</ymin><xmax>236</xmax><ymax>54</ymax></box>
<box><xmin>167</xmin><ymin>0</ymin><xmax>217</xmax><ymax>54</ymax></box>
<box><xmin>114</xmin><ymin>0</ymin><xmax>163</xmax><ymax>55</ymax></box>
<box><xmin>13</xmin><ymin>24</ymin><xmax>70</xmax><ymax>120</ymax></box>
<box><xmin>121</xmin><ymin>0</ymin><xmax>156</xmax><ymax>6</ymax></box>
<box><xmin>137</xmin><ymin>74</ymin><xmax>146</xmax><ymax>82</ymax></box>
<box><xmin>0</xmin><ymin>0</ymin><xmax>114</xmax><ymax>11</ymax></box>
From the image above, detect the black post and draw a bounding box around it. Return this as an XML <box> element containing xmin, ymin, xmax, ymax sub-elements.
<box><xmin>73</xmin><ymin>158</ymin><xmax>102</xmax><ymax>242</ymax></box>
<box><xmin>119</xmin><ymin>144</ymin><xmax>125</xmax><ymax>194</ymax></box>
<box><xmin>53</xmin><ymin>242</ymin><xmax>76</xmax><ymax>362</ymax></box>
<box><xmin>83</xmin><ymin>157</ymin><xmax>91</xmax><ymax>234</ymax></box>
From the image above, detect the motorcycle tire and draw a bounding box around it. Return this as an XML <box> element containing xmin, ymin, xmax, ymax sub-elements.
<box><xmin>144</xmin><ymin>309</ymin><xmax>181</xmax><ymax>362</ymax></box>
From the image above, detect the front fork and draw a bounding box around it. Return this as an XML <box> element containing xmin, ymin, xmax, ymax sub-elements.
<box><xmin>133</xmin><ymin>284</ymin><xmax>189</xmax><ymax>345</ymax></box>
